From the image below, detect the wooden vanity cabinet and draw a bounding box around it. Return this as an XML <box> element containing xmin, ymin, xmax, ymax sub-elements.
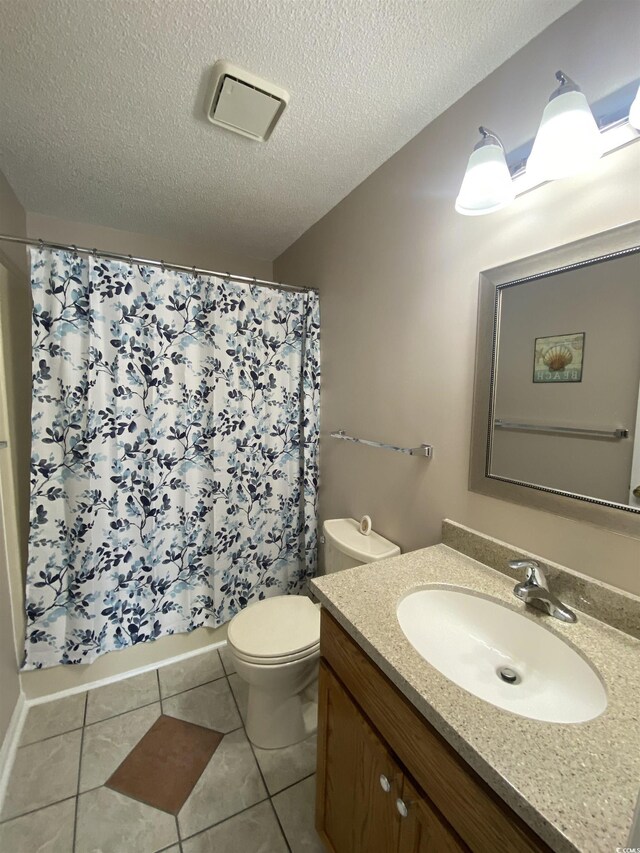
<box><xmin>316</xmin><ymin>610</ymin><xmax>550</xmax><ymax>853</ymax></box>
<box><xmin>317</xmin><ymin>661</ymin><xmax>465</xmax><ymax>853</ymax></box>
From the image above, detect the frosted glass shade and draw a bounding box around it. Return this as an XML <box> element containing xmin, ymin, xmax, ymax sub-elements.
<box><xmin>455</xmin><ymin>142</ymin><xmax>515</xmax><ymax>216</ymax></box>
<box><xmin>629</xmin><ymin>84</ymin><xmax>640</xmax><ymax>131</ymax></box>
<box><xmin>526</xmin><ymin>90</ymin><xmax>603</xmax><ymax>181</ymax></box>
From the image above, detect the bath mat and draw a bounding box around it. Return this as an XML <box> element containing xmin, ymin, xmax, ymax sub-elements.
<box><xmin>106</xmin><ymin>714</ymin><xmax>223</xmax><ymax>814</ymax></box>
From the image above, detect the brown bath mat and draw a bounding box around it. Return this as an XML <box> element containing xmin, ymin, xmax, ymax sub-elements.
<box><xmin>106</xmin><ymin>714</ymin><xmax>223</xmax><ymax>814</ymax></box>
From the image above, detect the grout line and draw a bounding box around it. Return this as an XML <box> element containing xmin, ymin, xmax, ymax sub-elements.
<box><xmin>0</xmin><ymin>794</ymin><xmax>78</xmax><ymax>825</ymax></box>
<box><xmin>271</xmin><ymin>769</ymin><xmax>316</xmax><ymax>798</ymax></box>
<box><xmin>72</xmin><ymin>692</ymin><xmax>88</xmax><ymax>852</ymax></box>
<box><xmin>157</xmin><ymin>669</ymin><xmax>163</xmax><ymax>715</ymax></box>
<box><xmin>179</xmin><ymin>796</ymin><xmax>271</xmax><ymax>844</ymax></box>
<box><xmin>161</xmin><ymin>672</ymin><xmax>227</xmax><ymax>703</ymax></box>
<box><xmin>74</xmin><ymin>782</ymin><xmax>104</xmax><ymax>797</ymax></box>
<box><xmin>225</xmin><ymin>672</ymin><xmax>291</xmax><ymax>853</ymax></box>
<box><xmin>157</xmin><ymin>839</ymin><xmax>182</xmax><ymax>853</ymax></box>
<box><xmin>268</xmin><ymin>797</ymin><xmax>292</xmax><ymax>853</ymax></box>
<box><xmin>225</xmin><ymin>672</ymin><xmax>246</xmax><ymax>729</ymax></box>
<box><xmin>83</xmin><ymin>697</ymin><xmax>161</xmax><ymax>729</ymax></box>
<box><xmin>218</xmin><ymin>647</ymin><xmax>235</xmax><ymax>677</ymax></box>
<box><xmin>173</xmin><ymin>814</ymin><xmax>181</xmax><ymax>851</ymax></box>
<box><xmin>18</xmin><ymin>723</ymin><xmax>85</xmax><ymax>749</ymax></box>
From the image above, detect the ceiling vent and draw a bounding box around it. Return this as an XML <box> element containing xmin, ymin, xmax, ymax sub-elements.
<box><xmin>205</xmin><ymin>60</ymin><xmax>289</xmax><ymax>142</ymax></box>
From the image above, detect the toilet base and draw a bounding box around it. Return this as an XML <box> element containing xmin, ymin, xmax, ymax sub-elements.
<box><xmin>228</xmin><ymin>638</ymin><xmax>320</xmax><ymax>750</ymax></box>
<box><xmin>246</xmin><ymin>685</ymin><xmax>318</xmax><ymax>749</ymax></box>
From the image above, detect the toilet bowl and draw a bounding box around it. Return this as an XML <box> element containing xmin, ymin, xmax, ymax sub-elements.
<box><xmin>226</xmin><ymin>518</ymin><xmax>400</xmax><ymax>749</ymax></box>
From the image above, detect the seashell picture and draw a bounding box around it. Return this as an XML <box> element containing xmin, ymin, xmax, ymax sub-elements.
<box><xmin>533</xmin><ymin>333</ymin><xmax>585</xmax><ymax>383</ymax></box>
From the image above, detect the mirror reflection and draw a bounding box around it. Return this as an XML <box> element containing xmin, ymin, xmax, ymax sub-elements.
<box><xmin>488</xmin><ymin>250</ymin><xmax>640</xmax><ymax>510</ymax></box>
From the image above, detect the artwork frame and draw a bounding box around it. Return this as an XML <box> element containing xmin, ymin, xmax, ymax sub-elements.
<box><xmin>533</xmin><ymin>332</ymin><xmax>585</xmax><ymax>383</ymax></box>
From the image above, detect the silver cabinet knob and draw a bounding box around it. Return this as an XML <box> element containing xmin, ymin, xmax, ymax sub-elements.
<box><xmin>396</xmin><ymin>798</ymin><xmax>409</xmax><ymax>818</ymax></box>
<box><xmin>379</xmin><ymin>774</ymin><xmax>391</xmax><ymax>793</ymax></box>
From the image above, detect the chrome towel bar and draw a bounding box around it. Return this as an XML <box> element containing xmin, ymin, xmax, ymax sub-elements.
<box><xmin>494</xmin><ymin>419</ymin><xmax>628</xmax><ymax>440</ymax></box>
<box><xmin>330</xmin><ymin>430</ymin><xmax>433</xmax><ymax>458</ymax></box>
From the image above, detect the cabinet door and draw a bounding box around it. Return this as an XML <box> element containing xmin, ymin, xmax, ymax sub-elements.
<box><xmin>317</xmin><ymin>661</ymin><xmax>403</xmax><ymax>853</ymax></box>
<box><xmin>397</xmin><ymin>777</ymin><xmax>467</xmax><ymax>853</ymax></box>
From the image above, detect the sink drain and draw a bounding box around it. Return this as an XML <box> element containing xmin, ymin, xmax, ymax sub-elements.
<box><xmin>497</xmin><ymin>666</ymin><xmax>521</xmax><ymax>685</ymax></box>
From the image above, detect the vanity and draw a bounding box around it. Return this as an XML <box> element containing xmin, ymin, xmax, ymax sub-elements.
<box><xmin>310</xmin><ymin>523</ymin><xmax>640</xmax><ymax>853</ymax></box>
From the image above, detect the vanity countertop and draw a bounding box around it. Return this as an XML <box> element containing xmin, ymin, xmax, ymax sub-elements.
<box><xmin>310</xmin><ymin>544</ymin><xmax>640</xmax><ymax>853</ymax></box>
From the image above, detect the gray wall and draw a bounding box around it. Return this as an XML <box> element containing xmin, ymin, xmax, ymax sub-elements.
<box><xmin>0</xmin><ymin>491</ymin><xmax>20</xmax><ymax>749</ymax></box>
<box><xmin>0</xmin><ymin>170</ymin><xmax>27</xmax><ymax>747</ymax></box>
<box><xmin>26</xmin><ymin>213</ymin><xmax>273</xmax><ymax>281</ymax></box>
<box><xmin>274</xmin><ymin>0</ymin><xmax>640</xmax><ymax>595</ymax></box>
<box><xmin>492</xmin><ymin>254</ymin><xmax>640</xmax><ymax>504</ymax></box>
<box><xmin>0</xmin><ymin>173</ymin><xmax>31</xmax><ymax>563</ymax></box>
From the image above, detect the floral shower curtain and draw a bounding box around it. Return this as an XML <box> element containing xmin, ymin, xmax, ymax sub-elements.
<box><xmin>23</xmin><ymin>249</ymin><xmax>320</xmax><ymax>669</ymax></box>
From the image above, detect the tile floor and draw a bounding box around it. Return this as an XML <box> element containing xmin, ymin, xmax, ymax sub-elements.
<box><xmin>0</xmin><ymin>645</ymin><xmax>323</xmax><ymax>853</ymax></box>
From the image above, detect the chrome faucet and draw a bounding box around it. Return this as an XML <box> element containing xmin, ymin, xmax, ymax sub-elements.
<box><xmin>508</xmin><ymin>559</ymin><xmax>577</xmax><ymax>623</ymax></box>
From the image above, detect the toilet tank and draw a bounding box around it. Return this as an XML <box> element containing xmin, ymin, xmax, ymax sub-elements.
<box><xmin>322</xmin><ymin>518</ymin><xmax>400</xmax><ymax>574</ymax></box>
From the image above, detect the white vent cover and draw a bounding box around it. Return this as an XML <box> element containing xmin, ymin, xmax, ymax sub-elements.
<box><xmin>205</xmin><ymin>60</ymin><xmax>289</xmax><ymax>142</ymax></box>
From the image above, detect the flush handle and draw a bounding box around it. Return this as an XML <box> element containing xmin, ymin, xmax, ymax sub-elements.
<box><xmin>379</xmin><ymin>774</ymin><xmax>391</xmax><ymax>793</ymax></box>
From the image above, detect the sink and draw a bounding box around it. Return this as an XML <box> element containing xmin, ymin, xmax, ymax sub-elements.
<box><xmin>397</xmin><ymin>587</ymin><xmax>607</xmax><ymax>724</ymax></box>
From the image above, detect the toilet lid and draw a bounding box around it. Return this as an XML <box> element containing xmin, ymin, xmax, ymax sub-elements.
<box><xmin>228</xmin><ymin>595</ymin><xmax>321</xmax><ymax>660</ymax></box>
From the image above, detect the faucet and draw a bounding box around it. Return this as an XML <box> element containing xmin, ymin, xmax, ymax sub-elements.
<box><xmin>508</xmin><ymin>559</ymin><xmax>577</xmax><ymax>623</ymax></box>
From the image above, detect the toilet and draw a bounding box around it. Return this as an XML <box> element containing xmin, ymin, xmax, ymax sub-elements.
<box><xmin>226</xmin><ymin>518</ymin><xmax>400</xmax><ymax>749</ymax></box>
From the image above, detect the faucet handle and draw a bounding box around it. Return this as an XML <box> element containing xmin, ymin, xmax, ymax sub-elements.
<box><xmin>508</xmin><ymin>559</ymin><xmax>548</xmax><ymax>589</ymax></box>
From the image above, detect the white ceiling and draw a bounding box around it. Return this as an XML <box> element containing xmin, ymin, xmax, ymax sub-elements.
<box><xmin>0</xmin><ymin>0</ymin><xmax>579</xmax><ymax>261</ymax></box>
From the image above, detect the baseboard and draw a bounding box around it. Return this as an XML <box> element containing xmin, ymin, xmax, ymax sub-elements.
<box><xmin>0</xmin><ymin>691</ymin><xmax>27</xmax><ymax>813</ymax></box>
<box><xmin>25</xmin><ymin>638</ymin><xmax>228</xmax><ymax>706</ymax></box>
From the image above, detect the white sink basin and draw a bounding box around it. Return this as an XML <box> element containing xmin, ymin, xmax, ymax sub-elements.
<box><xmin>397</xmin><ymin>587</ymin><xmax>607</xmax><ymax>724</ymax></box>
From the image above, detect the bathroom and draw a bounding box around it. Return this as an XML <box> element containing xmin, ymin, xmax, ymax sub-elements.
<box><xmin>0</xmin><ymin>0</ymin><xmax>639</xmax><ymax>850</ymax></box>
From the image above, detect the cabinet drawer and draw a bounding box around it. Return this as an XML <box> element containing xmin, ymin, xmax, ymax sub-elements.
<box><xmin>320</xmin><ymin>609</ymin><xmax>549</xmax><ymax>853</ymax></box>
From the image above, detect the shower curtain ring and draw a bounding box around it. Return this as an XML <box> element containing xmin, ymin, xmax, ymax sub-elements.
<box><xmin>192</xmin><ymin>265</ymin><xmax>197</xmax><ymax>278</ymax></box>
<box><xmin>72</xmin><ymin>244</ymin><xmax>78</xmax><ymax>259</ymax></box>
<box><xmin>38</xmin><ymin>238</ymin><xmax>44</xmax><ymax>253</ymax></box>
<box><xmin>92</xmin><ymin>248</ymin><xmax>98</xmax><ymax>258</ymax></box>
<box><xmin>161</xmin><ymin>259</ymin><xmax>166</xmax><ymax>272</ymax></box>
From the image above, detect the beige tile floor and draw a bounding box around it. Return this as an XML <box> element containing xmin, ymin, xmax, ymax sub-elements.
<box><xmin>0</xmin><ymin>646</ymin><xmax>323</xmax><ymax>853</ymax></box>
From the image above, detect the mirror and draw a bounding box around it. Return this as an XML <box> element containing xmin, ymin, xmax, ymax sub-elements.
<box><xmin>470</xmin><ymin>222</ymin><xmax>640</xmax><ymax>536</ymax></box>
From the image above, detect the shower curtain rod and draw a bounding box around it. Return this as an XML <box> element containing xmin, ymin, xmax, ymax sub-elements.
<box><xmin>0</xmin><ymin>233</ymin><xmax>317</xmax><ymax>294</ymax></box>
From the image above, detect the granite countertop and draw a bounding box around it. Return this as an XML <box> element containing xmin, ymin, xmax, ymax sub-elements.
<box><xmin>310</xmin><ymin>544</ymin><xmax>640</xmax><ymax>853</ymax></box>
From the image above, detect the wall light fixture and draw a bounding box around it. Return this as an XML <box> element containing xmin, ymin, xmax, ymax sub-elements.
<box><xmin>454</xmin><ymin>127</ymin><xmax>515</xmax><ymax>216</ymax></box>
<box><xmin>455</xmin><ymin>72</ymin><xmax>639</xmax><ymax>215</ymax></box>
<box><xmin>526</xmin><ymin>70</ymin><xmax>603</xmax><ymax>181</ymax></box>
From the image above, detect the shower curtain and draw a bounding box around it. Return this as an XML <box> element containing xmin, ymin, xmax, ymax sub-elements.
<box><xmin>23</xmin><ymin>249</ymin><xmax>320</xmax><ymax>669</ymax></box>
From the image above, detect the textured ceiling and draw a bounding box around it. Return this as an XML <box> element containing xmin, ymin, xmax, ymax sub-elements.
<box><xmin>0</xmin><ymin>0</ymin><xmax>579</xmax><ymax>260</ymax></box>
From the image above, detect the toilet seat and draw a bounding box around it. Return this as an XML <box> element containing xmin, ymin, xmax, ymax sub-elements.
<box><xmin>229</xmin><ymin>640</ymin><xmax>320</xmax><ymax>667</ymax></box>
<box><xmin>227</xmin><ymin>594</ymin><xmax>321</xmax><ymax>665</ymax></box>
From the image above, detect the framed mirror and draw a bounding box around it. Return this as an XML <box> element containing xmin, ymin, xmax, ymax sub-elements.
<box><xmin>470</xmin><ymin>221</ymin><xmax>640</xmax><ymax>536</ymax></box>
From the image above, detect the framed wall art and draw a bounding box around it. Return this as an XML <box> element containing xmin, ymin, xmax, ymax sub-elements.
<box><xmin>533</xmin><ymin>332</ymin><xmax>585</xmax><ymax>383</ymax></box>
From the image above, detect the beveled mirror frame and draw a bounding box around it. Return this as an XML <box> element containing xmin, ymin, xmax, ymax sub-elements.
<box><xmin>470</xmin><ymin>220</ymin><xmax>640</xmax><ymax>537</ymax></box>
